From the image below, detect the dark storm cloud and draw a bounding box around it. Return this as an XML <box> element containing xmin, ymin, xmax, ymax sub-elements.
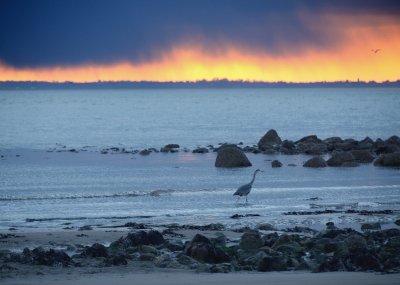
<box><xmin>0</xmin><ymin>0</ymin><xmax>399</xmax><ymax>68</ymax></box>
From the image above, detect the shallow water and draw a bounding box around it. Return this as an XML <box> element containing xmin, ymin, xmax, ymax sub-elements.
<box><xmin>0</xmin><ymin>88</ymin><xmax>399</xmax><ymax>232</ymax></box>
<box><xmin>0</xmin><ymin>149</ymin><xmax>399</xmax><ymax>231</ymax></box>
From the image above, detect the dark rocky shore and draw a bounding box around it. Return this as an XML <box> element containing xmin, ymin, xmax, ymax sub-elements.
<box><xmin>1</xmin><ymin>222</ymin><xmax>400</xmax><ymax>277</ymax></box>
<box><xmin>40</xmin><ymin>129</ymin><xmax>400</xmax><ymax>168</ymax></box>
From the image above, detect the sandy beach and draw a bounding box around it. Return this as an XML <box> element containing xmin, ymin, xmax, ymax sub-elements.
<box><xmin>2</xmin><ymin>271</ymin><xmax>400</xmax><ymax>285</ymax></box>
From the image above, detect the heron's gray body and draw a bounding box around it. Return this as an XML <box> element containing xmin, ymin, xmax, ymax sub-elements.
<box><xmin>233</xmin><ymin>169</ymin><xmax>262</xmax><ymax>202</ymax></box>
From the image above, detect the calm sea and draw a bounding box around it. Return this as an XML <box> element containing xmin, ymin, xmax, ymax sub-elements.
<box><xmin>0</xmin><ymin>88</ymin><xmax>399</xmax><ymax>232</ymax></box>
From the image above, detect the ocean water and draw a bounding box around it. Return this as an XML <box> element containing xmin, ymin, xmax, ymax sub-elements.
<box><xmin>0</xmin><ymin>88</ymin><xmax>399</xmax><ymax>149</ymax></box>
<box><xmin>0</xmin><ymin>88</ymin><xmax>400</xmax><ymax>232</ymax></box>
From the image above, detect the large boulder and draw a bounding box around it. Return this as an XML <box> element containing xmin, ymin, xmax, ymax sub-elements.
<box><xmin>23</xmin><ymin>247</ymin><xmax>72</xmax><ymax>267</ymax></box>
<box><xmin>258</xmin><ymin>129</ymin><xmax>282</xmax><ymax>150</ymax></box>
<box><xmin>215</xmin><ymin>146</ymin><xmax>252</xmax><ymax>168</ymax></box>
<box><xmin>327</xmin><ymin>151</ymin><xmax>356</xmax><ymax>167</ymax></box>
<box><xmin>271</xmin><ymin>160</ymin><xmax>283</xmax><ymax>168</ymax></box>
<box><xmin>81</xmin><ymin>243</ymin><xmax>108</xmax><ymax>258</ymax></box>
<box><xmin>118</xmin><ymin>230</ymin><xmax>165</xmax><ymax>247</ymax></box>
<box><xmin>304</xmin><ymin>143</ymin><xmax>328</xmax><ymax>155</ymax></box>
<box><xmin>374</xmin><ymin>152</ymin><xmax>400</xmax><ymax>167</ymax></box>
<box><xmin>303</xmin><ymin>156</ymin><xmax>327</xmax><ymax>168</ymax></box>
<box><xmin>351</xmin><ymin>150</ymin><xmax>374</xmax><ymax>163</ymax></box>
<box><xmin>355</xmin><ymin>137</ymin><xmax>374</xmax><ymax>150</ymax></box>
<box><xmin>295</xmin><ymin>135</ymin><xmax>321</xmax><ymax>144</ymax></box>
<box><xmin>240</xmin><ymin>232</ymin><xmax>263</xmax><ymax>251</ymax></box>
<box><xmin>184</xmin><ymin>234</ymin><xmax>230</xmax><ymax>263</ymax></box>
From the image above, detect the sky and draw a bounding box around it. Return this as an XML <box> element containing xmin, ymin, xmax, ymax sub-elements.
<box><xmin>0</xmin><ymin>0</ymin><xmax>399</xmax><ymax>83</ymax></box>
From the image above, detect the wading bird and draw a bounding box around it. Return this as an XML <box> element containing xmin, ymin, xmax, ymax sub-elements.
<box><xmin>233</xmin><ymin>169</ymin><xmax>263</xmax><ymax>203</ymax></box>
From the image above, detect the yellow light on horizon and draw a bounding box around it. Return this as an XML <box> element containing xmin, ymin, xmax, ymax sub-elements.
<box><xmin>1</xmin><ymin>14</ymin><xmax>399</xmax><ymax>83</ymax></box>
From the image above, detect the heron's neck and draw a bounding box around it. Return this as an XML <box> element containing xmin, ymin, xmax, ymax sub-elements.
<box><xmin>250</xmin><ymin>171</ymin><xmax>258</xmax><ymax>184</ymax></box>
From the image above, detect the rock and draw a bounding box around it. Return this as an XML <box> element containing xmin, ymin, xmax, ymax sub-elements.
<box><xmin>119</xmin><ymin>230</ymin><xmax>164</xmax><ymax>247</ymax></box>
<box><xmin>258</xmin><ymin>129</ymin><xmax>282</xmax><ymax>150</ymax></box>
<box><xmin>240</xmin><ymin>232</ymin><xmax>263</xmax><ymax>251</ymax></box>
<box><xmin>281</xmin><ymin>140</ymin><xmax>295</xmax><ymax>150</ymax></box>
<box><xmin>256</xmin><ymin>223</ymin><xmax>276</xmax><ymax>231</ymax></box>
<box><xmin>344</xmin><ymin>234</ymin><xmax>368</xmax><ymax>255</ymax></box>
<box><xmin>28</xmin><ymin>247</ymin><xmax>72</xmax><ymax>267</ymax></box>
<box><xmin>215</xmin><ymin>146</ymin><xmax>252</xmax><ymax>168</ymax></box>
<box><xmin>335</xmin><ymin>139</ymin><xmax>358</xmax><ymax>151</ymax></box>
<box><xmin>184</xmin><ymin>234</ymin><xmax>230</xmax><ymax>263</ymax></box>
<box><xmin>351</xmin><ymin>150</ymin><xmax>374</xmax><ymax>163</ymax></box>
<box><xmin>82</xmin><ymin>243</ymin><xmax>108</xmax><ymax>258</ymax></box>
<box><xmin>395</xmin><ymin>219</ymin><xmax>400</xmax><ymax>226</ymax></box>
<box><xmin>139</xmin><ymin>149</ymin><xmax>151</xmax><ymax>155</ymax></box>
<box><xmin>209</xmin><ymin>263</ymin><xmax>232</xmax><ymax>273</ymax></box>
<box><xmin>296</xmin><ymin>135</ymin><xmax>321</xmax><ymax>144</ymax></box>
<box><xmin>192</xmin><ymin>147</ymin><xmax>209</xmax><ymax>153</ymax></box>
<box><xmin>165</xmin><ymin>239</ymin><xmax>184</xmax><ymax>251</ymax></box>
<box><xmin>303</xmin><ymin>156</ymin><xmax>327</xmax><ymax>168</ymax></box>
<box><xmin>271</xmin><ymin>160</ymin><xmax>283</xmax><ymax>168</ymax></box>
<box><xmin>139</xmin><ymin>245</ymin><xmax>158</xmax><ymax>255</ymax></box>
<box><xmin>280</xmin><ymin>140</ymin><xmax>297</xmax><ymax>154</ymax></box>
<box><xmin>177</xmin><ymin>253</ymin><xmax>198</xmax><ymax>266</ymax></box>
<box><xmin>257</xmin><ymin>255</ymin><xmax>288</xmax><ymax>271</ymax></box>
<box><xmin>78</xmin><ymin>225</ymin><xmax>93</xmax><ymax>231</ymax></box>
<box><xmin>147</xmin><ymin>230</ymin><xmax>165</xmax><ymax>245</ymax></box>
<box><xmin>164</xmin><ymin>144</ymin><xmax>180</xmax><ymax>149</ymax></box>
<box><xmin>355</xmin><ymin>137</ymin><xmax>374</xmax><ymax>150</ymax></box>
<box><xmin>361</xmin><ymin>223</ymin><xmax>381</xmax><ymax>231</ymax></box>
<box><xmin>140</xmin><ymin>253</ymin><xmax>156</xmax><ymax>261</ymax></box>
<box><xmin>386</xmin><ymin>136</ymin><xmax>400</xmax><ymax>146</ymax></box>
<box><xmin>105</xmin><ymin>254</ymin><xmax>127</xmax><ymax>266</ymax></box>
<box><xmin>374</xmin><ymin>152</ymin><xmax>400</xmax><ymax>167</ymax></box>
<box><xmin>261</xmin><ymin>233</ymin><xmax>279</xmax><ymax>247</ymax></box>
<box><xmin>324</xmin><ymin>137</ymin><xmax>343</xmax><ymax>144</ymax></box>
<box><xmin>341</xmin><ymin>161</ymin><xmax>359</xmax><ymax>167</ymax></box>
<box><xmin>327</xmin><ymin>151</ymin><xmax>356</xmax><ymax>167</ymax></box>
<box><xmin>160</xmin><ymin>147</ymin><xmax>178</xmax><ymax>153</ymax></box>
<box><xmin>304</xmin><ymin>143</ymin><xmax>328</xmax><ymax>155</ymax></box>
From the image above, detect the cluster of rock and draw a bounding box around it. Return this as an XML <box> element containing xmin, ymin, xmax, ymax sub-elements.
<box><xmin>214</xmin><ymin>129</ymin><xmax>400</xmax><ymax>168</ymax></box>
<box><xmin>1</xmin><ymin>224</ymin><xmax>400</xmax><ymax>274</ymax></box>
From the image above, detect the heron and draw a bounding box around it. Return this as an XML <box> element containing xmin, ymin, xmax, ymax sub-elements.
<box><xmin>233</xmin><ymin>169</ymin><xmax>263</xmax><ymax>203</ymax></box>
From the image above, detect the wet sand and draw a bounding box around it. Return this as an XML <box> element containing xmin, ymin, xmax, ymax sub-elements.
<box><xmin>3</xmin><ymin>271</ymin><xmax>399</xmax><ymax>285</ymax></box>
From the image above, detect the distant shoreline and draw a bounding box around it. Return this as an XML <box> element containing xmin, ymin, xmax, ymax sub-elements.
<box><xmin>1</xmin><ymin>80</ymin><xmax>400</xmax><ymax>90</ymax></box>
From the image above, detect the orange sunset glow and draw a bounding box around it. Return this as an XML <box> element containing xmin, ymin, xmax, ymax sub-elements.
<box><xmin>1</xmin><ymin>12</ymin><xmax>399</xmax><ymax>83</ymax></box>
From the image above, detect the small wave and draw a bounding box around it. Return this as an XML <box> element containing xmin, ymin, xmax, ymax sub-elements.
<box><xmin>261</xmin><ymin>185</ymin><xmax>400</xmax><ymax>192</ymax></box>
<box><xmin>149</xmin><ymin>189</ymin><xmax>175</xmax><ymax>197</ymax></box>
<box><xmin>310</xmin><ymin>202</ymin><xmax>359</xmax><ymax>209</ymax></box>
<box><xmin>377</xmin><ymin>201</ymin><xmax>400</xmax><ymax>205</ymax></box>
<box><xmin>25</xmin><ymin>215</ymin><xmax>154</xmax><ymax>223</ymax></box>
<box><xmin>0</xmin><ymin>189</ymin><xmax>175</xmax><ymax>202</ymax></box>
